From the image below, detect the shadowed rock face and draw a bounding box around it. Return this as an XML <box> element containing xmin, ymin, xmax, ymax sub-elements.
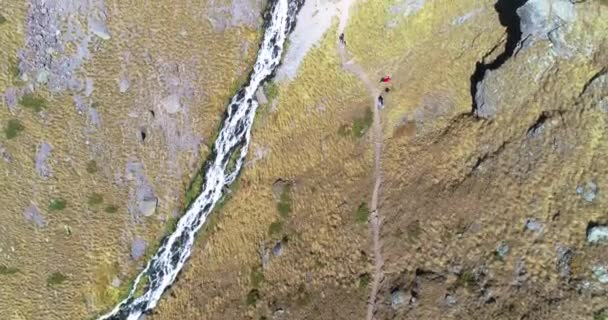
<box><xmin>471</xmin><ymin>0</ymin><xmax>528</xmax><ymax>118</ymax></box>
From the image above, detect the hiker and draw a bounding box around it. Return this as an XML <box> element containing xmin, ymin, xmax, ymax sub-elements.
<box><xmin>377</xmin><ymin>95</ymin><xmax>384</xmax><ymax>109</ymax></box>
<box><xmin>339</xmin><ymin>33</ymin><xmax>345</xmax><ymax>45</ymax></box>
<box><xmin>384</xmin><ymin>87</ymin><xmax>390</xmax><ymax>93</ymax></box>
<box><xmin>380</xmin><ymin>75</ymin><xmax>391</xmax><ymax>83</ymax></box>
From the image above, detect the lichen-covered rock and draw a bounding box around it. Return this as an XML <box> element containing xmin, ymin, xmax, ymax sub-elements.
<box><xmin>587</xmin><ymin>224</ymin><xmax>608</xmax><ymax>244</ymax></box>
<box><xmin>517</xmin><ymin>0</ymin><xmax>576</xmax><ymax>56</ymax></box>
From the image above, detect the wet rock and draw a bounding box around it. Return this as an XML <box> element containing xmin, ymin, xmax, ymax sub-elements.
<box><xmin>587</xmin><ymin>223</ymin><xmax>608</xmax><ymax>244</ymax></box>
<box><xmin>160</xmin><ymin>94</ymin><xmax>181</xmax><ymax>114</ymax></box>
<box><xmin>556</xmin><ymin>246</ymin><xmax>573</xmax><ymax>279</ymax></box>
<box><xmin>496</xmin><ymin>241</ymin><xmax>509</xmax><ymax>258</ymax></box>
<box><xmin>23</xmin><ymin>205</ymin><xmax>46</xmax><ymax>228</ymax></box>
<box><xmin>131</xmin><ymin>238</ymin><xmax>147</xmax><ymax>260</ymax></box>
<box><xmin>593</xmin><ymin>265</ymin><xmax>608</xmax><ymax>284</ymax></box>
<box><xmin>35</xmin><ymin>142</ymin><xmax>52</xmax><ymax>179</ymax></box>
<box><xmin>576</xmin><ymin>181</ymin><xmax>598</xmax><ymax>202</ymax></box>
<box><xmin>524</xmin><ymin>218</ymin><xmax>544</xmax><ymax>234</ymax></box>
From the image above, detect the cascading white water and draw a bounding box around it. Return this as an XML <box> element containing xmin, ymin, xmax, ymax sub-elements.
<box><xmin>98</xmin><ymin>1</ymin><xmax>304</xmax><ymax>319</ymax></box>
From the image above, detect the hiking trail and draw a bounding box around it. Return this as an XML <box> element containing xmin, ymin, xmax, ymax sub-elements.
<box><xmin>337</xmin><ymin>4</ymin><xmax>384</xmax><ymax>320</ymax></box>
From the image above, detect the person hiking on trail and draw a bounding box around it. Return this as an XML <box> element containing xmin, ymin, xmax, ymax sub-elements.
<box><xmin>339</xmin><ymin>33</ymin><xmax>345</xmax><ymax>45</ymax></box>
<box><xmin>380</xmin><ymin>75</ymin><xmax>391</xmax><ymax>83</ymax></box>
<box><xmin>377</xmin><ymin>95</ymin><xmax>384</xmax><ymax>109</ymax></box>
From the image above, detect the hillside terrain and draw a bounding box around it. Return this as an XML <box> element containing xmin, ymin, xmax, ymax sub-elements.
<box><xmin>0</xmin><ymin>0</ymin><xmax>607</xmax><ymax>320</ymax></box>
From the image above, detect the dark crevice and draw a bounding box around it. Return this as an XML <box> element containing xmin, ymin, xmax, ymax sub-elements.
<box><xmin>470</xmin><ymin>140</ymin><xmax>507</xmax><ymax>172</ymax></box>
<box><xmin>578</xmin><ymin>67</ymin><xmax>607</xmax><ymax>97</ymax></box>
<box><xmin>470</xmin><ymin>0</ymin><xmax>529</xmax><ymax>115</ymax></box>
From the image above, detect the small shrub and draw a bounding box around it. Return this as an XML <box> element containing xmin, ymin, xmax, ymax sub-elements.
<box><xmin>47</xmin><ymin>272</ymin><xmax>67</xmax><ymax>286</ymax></box>
<box><xmin>165</xmin><ymin>216</ymin><xmax>179</xmax><ymax>234</ymax></box>
<box><xmin>88</xmin><ymin>193</ymin><xmax>104</xmax><ymax>206</ymax></box>
<box><xmin>277</xmin><ymin>185</ymin><xmax>292</xmax><ymax>218</ymax></box>
<box><xmin>4</xmin><ymin>119</ymin><xmax>24</xmax><ymax>139</ymax></box>
<box><xmin>358</xmin><ymin>273</ymin><xmax>371</xmax><ymax>288</ymax></box>
<box><xmin>406</xmin><ymin>220</ymin><xmax>422</xmax><ymax>240</ymax></box>
<box><xmin>457</xmin><ymin>271</ymin><xmax>476</xmax><ymax>289</ymax></box>
<box><xmin>48</xmin><ymin>198</ymin><xmax>67</xmax><ymax>211</ymax></box>
<box><xmin>19</xmin><ymin>93</ymin><xmax>47</xmax><ymax>112</ymax></box>
<box><xmin>264</xmin><ymin>82</ymin><xmax>279</xmax><ymax>101</ymax></box>
<box><xmin>184</xmin><ymin>172</ymin><xmax>204</xmax><ymax>208</ymax></box>
<box><xmin>268</xmin><ymin>221</ymin><xmax>283</xmax><ymax>236</ymax></box>
<box><xmin>594</xmin><ymin>308</ymin><xmax>608</xmax><ymax>320</ymax></box>
<box><xmin>356</xmin><ymin>202</ymin><xmax>370</xmax><ymax>223</ymax></box>
<box><xmin>0</xmin><ymin>265</ymin><xmax>19</xmax><ymax>275</ymax></box>
<box><xmin>250</xmin><ymin>267</ymin><xmax>264</xmax><ymax>288</ymax></box>
<box><xmin>0</xmin><ymin>14</ymin><xmax>7</xmax><ymax>24</ymax></box>
<box><xmin>246</xmin><ymin>289</ymin><xmax>260</xmax><ymax>305</ymax></box>
<box><xmin>86</xmin><ymin>160</ymin><xmax>98</xmax><ymax>173</ymax></box>
<box><xmin>104</xmin><ymin>205</ymin><xmax>118</xmax><ymax>213</ymax></box>
<box><xmin>352</xmin><ymin>108</ymin><xmax>373</xmax><ymax>138</ymax></box>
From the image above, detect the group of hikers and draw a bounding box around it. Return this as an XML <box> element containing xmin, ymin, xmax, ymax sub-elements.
<box><xmin>339</xmin><ymin>33</ymin><xmax>392</xmax><ymax>110</ymax></box>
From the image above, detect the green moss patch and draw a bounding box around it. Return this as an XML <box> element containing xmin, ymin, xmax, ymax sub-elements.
<box><xmin>277</xmin><ymin>184</ymin><xmax>292</xmax><ymax>218</ymax></box>
<box><xmin>4</xmin><ymin>119</ymin><xmax>24</xmax><ymax>139</ymax></box>
<box><xmin>104</xmin><ymin>205</ymin><xmax>118</xmax><ymax>213</ymax></box>
<box><xmin>49</xmin><ymin>198</ymin><xmax>67</xmax><ymax>211</ymax></box>
<box><xmin>246</xmin><ymin>288</ymin><xmax>260</xmax><ymax>305</ymax></box>
<box><xmin>356</xmin><ymin>202</ymin><xmax>370</xmax><ymax>223</ymax></box>
<box><xmin>86</xmin><ymin>160</ymin><xmax>99</xmax><ymax>174</ymax></box>
<box><xmin>47</xmin><ymin>272</ymin><xmax>67</xmax><ymax>286</ymax></box>
<box><xmin>19</xmin><ymin>93</ymin><xmax>47</xmax><ymax>112</ymax></box>
<box><xmin>352</xmin><ymin>107</ymin><xmax>373</xmax><ymax>138</ymax></box>
<box><xmin>0</xmin><ymin>265</ymin><xmax>19</xmax><ymax>275</ymax></box>
<box><xmin>88</xmin><ymin>193</ymin><xmax>104</xmax><ymax>206</ymax></box>
<box><xmin>268</xmin><ymin>221</ymin><xmax>283</xmax><ymax>236</ymax></box>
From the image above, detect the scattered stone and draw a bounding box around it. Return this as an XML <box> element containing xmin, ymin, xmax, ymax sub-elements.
<box><xmin>160</xmin><ymin>94</ymin><xmax>181</xmax><ymax>114</ymax></box>
<box><xmin>444</xmin><ymin>293</ymin><xmax>457</xmax><ymax>306</ymax></box>
<box><xmin>36</xmin><ymin>70</ymin><xmax>50</xmax><ymax>84</ymax></box>
<box><xmin>513</xmin><ymin>258</ymin><xmax>528</xmax><ymax>286</ymax></box>
<box><xmin>35</xmin><ymin>142</ymin><xmax>52</xmax><ymax>179</ymax></box>
<box><xmin>88</xmin><ymin>107</ymin><xmax>101</xmax><ymax>127</ymax></box>
<box><xmin>119</xmin><ymin>77</ymin><xmax>130</xmax><ymax>93</ymax></box>
<box><xmin>131</xmin><ymin>238</ymin><xmax>147</xmax><ymax>260</ymax></box>
<box><xmin>587</xmin><ymin>223</ymin><xmax>608</xmax><ymax>244</ymax></box>
<box><xmin>0</xmin><ymin>144</ymin><xmax>12</xmax><ymax>163</ymax></box>
<box><xmin>524</xmin><ymin>218</ymin><xmax>544</xmax><ymax>234</ymax></box>
<box><xmin>390</xmin><ymin>288</ymin><xmax>405</xmax><ymax>309</ymax></box>
<box><xmin>23</xmin><ymin>205</ymin><xmax>46</xmax><ymax>228</ymax></box>
<box><xmin>111</xmin><ymin>277</ymin><xmax>121</xmax><ymax>288</ymax></box>
<box><xmin>271</xmin><ymin>241</ymin><xmax>284</xmax><ymax>256</ymax></box>
<box><xmin>138</xmin><ymin>197</ymin><xmax>157</xmax><ymax>217</ymax></box>
<box><xmin>576</xmin><ymin>181</ymin><xmax>598</xmax><ymax>202</ymax></box>
<box><xmin>593</xmin><ymin>265</ymin><xmax>608</xmax><ymax>284</ymax></box>
<box><xmin>89</xmin><ymin>18</ymin><xmax>111</xmax><ymax>40</ymax></box>
<box><xmin>255</xmin><ymin>87</ymin><xmax>268</xmax><ymax>105</ymax></box>
<box><xmin>556</xmin><ymin>246</ymin><xmax>573</xmax><ymax>279</ymax></box>
<box><xmin>85</xmin><ymin>78</ymin><xmax>94</xmax><ymax>97</ymax></box>
<box><xmin>496</xmin><ymin>241</ymin><xmax>510</xmax><ymax>258</ymax></box>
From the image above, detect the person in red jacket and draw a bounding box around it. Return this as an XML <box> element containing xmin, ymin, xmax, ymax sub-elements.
<box><xmin>380</xmin><ymin>75</ymin><xmax>391</xmax><ymax>83</ymax></box>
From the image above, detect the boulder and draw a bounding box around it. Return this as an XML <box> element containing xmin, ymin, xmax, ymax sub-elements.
<box><xmin>160</xmin><ymin>94</ymin><xmax>181</xmax><ymax>114</ymax></box>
